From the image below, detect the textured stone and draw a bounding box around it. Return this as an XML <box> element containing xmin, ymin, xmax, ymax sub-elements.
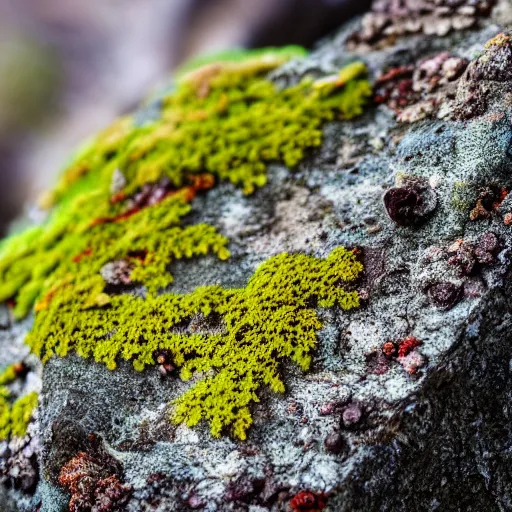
<box><xmin>2</xmin><ymin>1</ymin><xmax>512</xmax><ymax>511</ymax></box>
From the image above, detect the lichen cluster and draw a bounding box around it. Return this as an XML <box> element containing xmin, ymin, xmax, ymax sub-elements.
<box><xmin>58</xmin><ymin>451</ymin><xmax>132</xmax><ymax>511</ymax></box>
<box><xmin>0</xmin><ymin>365</ymin><xmax>38</xmax><ymax>440</ymax></box>
<box><xmin>0</xmin><ymin>48</ymin><xmax>370</xmax><ymax>439</ymax></box>
<box><xmin>30</xmin><ymin>247</ymin><xmax>362</xmax><ymax>439</ymax></box>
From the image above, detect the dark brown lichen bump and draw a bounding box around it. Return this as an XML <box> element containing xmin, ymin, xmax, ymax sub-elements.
<box><xmin>384</xmin><ymin>176</ymin><xmax>437</xmax><ymax>226</ymax></box>
<box><xmin>428</xmin><ymin>281</ymin><xmax>462</xmax><ymax>310</ymax></box>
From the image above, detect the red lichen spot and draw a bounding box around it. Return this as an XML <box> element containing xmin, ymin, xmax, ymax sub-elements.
<box><xmin>504</xmin><ymin>212</ymin><xmax>512</xmax><ymax>225</ymax></box>
<box><xmin>376</xmin><ymin>66</ymin><xmax>413</xmax><ymax>86</ymax></box>
<box><xmin>382</xmin><ymin>341</ymin><xmax>398</xmax><ymax>357</ymax></box>
<box><xmin>110</xmin><ymin>191</ymin><xmax>127</xmax><ymax>204</ymax></box>
<box><xmin>398</xmin><ymin>336</ymin><xmax>422</xmax><ymax>358</ymax></box>
<box><xmin>374</xmin><ymin>66</ymin><xmax>415</xmax><ymax>110</ymax></box>
<box><xmin>189</xmin><ymin>173</ymin><xmax>216</xmax><ymax>191</ymax></box>
<box><xmin>90</xmin><ymin>207</ymin><xmax>141</xmax><ymax>228</ymax></box>
<box><xmin>58</xmin><ymin>452</ymin><xmax>132</xmax><ymax>512</ymax></box>
<box><xmin>72</xmin><ymin>247</ymin><xmax>93</xmax><ymax>263</ymax></box>
<box><xmin>91</xmin><ymin>173</ymin><xmax>215</xmax><ymax>228</ymax></box>
<box><xmin>289</xmin><ymin>491</ymin><xmax>327</xmax><ymax>512</ymax></box>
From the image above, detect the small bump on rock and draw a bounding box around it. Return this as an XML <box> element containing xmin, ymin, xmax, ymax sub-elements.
<box><xmin>324</xmin><ymin>431</ymin><xmax>346</xmax><ymax>455</ymax></box>
<box><xmin>383</xmin><ymin>177</ymin><xmax>436</xmax><ymax>226</ymax></box>
<box><xmin>428</xmin><ymin>282</ymin><xmax>462</xmax><ymax>310</ymax></box>
<box><xmin>342</xmin><ymin>402</ymin><xmax>363</xmax><ymax>428</ymax></box>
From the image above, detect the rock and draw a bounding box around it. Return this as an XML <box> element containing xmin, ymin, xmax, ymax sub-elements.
<box><xmin>2</xmin><ymin>2</ymin><xmax>512</xmax><ymax>511</ymax></box>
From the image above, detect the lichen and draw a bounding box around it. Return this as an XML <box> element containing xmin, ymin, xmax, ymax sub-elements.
<box><xmin>0</xmin><ymin>48</ymin><xmax>370</xmax><ymax>439</ymax></box>
<box><xmin>0</xmin><ymin>49</ymin><xmax>370</xmax><ymax>319</ymax></box>
<box><xmin>29</xmin><ymin>247</ymin><xmax>362</xmax><ymax>439</ymax></box>
<box><xmin>346</xmin><ymin>0</ymin><xmax>495</xmax><ymax>49</ymax></box>
<box><xmin>0</xmin><ymin>364</ymin><xmax>38</xmax><ymax>440</ymax></box>
<box><xmin>58</xmin><ymin>451</ymin><xmax>132</xmax><ymax>511</ymax></box>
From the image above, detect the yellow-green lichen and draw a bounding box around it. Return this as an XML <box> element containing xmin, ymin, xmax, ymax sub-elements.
<box><xmin>0</xmin><ymin>48</ymin><xmax>370</xmax><ymax>439</ymax></box>
<box><xmin>28</xmin><ymin>247</ymin><xmax>362</xmax><ymax>439</ymax></box>
<box><xmin>0</xmin><ymin>365</ymin><xmax>38</xmax><ymax>440</ymax></box>
<box><xmin>0</xmin><ymin>51</ymin><xmax>370</xmax><ymax>321</ymax></box>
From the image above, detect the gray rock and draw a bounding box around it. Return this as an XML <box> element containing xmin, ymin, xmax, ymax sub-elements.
<box><xmin>4</xmin><ymin>2</ymin><xmax>512</xmax><ymax>511</ymax></box>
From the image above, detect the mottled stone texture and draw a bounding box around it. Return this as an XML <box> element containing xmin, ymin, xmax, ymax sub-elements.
<box><xmin>3</xmin><ymin>2</ymin><xmax>512</xmax><ymax>511</ymax></box>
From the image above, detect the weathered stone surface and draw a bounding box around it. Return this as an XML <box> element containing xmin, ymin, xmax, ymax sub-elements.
<box><xmin>3</xmin><ymin>2</ymin><xmax>512</xmax><ymax>510</ymax></box>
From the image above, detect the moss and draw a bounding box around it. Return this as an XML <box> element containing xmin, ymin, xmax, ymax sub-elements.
<box><xmin>0</xmin><ymin>48</ymin><xmax>370</xmax><ymax>439</ymax></box>
<box><xmin>0</xmin><ymin>366</ymin><xmax>38</xmax><ymax>440</ymax></box>
<box><xmin>174</xmin><ymin>46</ymin><xmax>308</xmax><ymax>78</ymax></box>
<box><xmin>28</xmin><ymin>247</ymin><xmax>362</xmax><ymax>439</ymax></box>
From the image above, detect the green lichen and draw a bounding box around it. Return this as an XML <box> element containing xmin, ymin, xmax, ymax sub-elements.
<box><xmin>0</xmin><ymin>364</ymin><xmax>17</xmax><ymax>386</ymax></box>
<box><xmin>174</xmin><ymin>46</ymin><xmax>308</xmax><ymax>78</ymax></box>
<box><xmin>0</xmin><ymin>48</ymin><xmax>370</xmax><ymax>439</ymax></box>
<box><xmin>0</xmin><ymin>365</ymin><xmax>38</xmax><ymax>440</ymax></box>
<box><xmin>0</xmin><ymin>50</ymin><xmax>370</xmax><ymax>321</ymax></box>
<box><xmin>452</xmin><ymin>181</ymin><xmax>471</xmax><ymax>211</ymax></box>
<box><xmin>29</xmin><ymin>247</ymin><xmax>361</xmax><ymax>439</ymax></box>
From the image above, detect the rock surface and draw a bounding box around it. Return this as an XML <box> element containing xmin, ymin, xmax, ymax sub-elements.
<box><xmin>3</xmin><ymin>2</ymin><xmax>512</xmax><ymax>511</ymax></box>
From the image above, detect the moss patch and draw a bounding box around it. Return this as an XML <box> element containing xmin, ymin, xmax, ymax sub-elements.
<box><xmin>29</xmin><ymin>247</ymin><xmax>362</xmax><ymax>439</ymax></box>
<box><xmin>0</xmin><ymin>365</ymin><xmax>38</xmax><ymax>440</ymax></box>
<box><xmin>0</xmin><ymin>48</ymin><xmax>370</xmax><ymax>439</ymax></box>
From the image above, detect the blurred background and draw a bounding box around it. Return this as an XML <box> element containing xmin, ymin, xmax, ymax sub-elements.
<box><xmin>0</xmin><ymin>0</ymin><xmax>371</xmax><ymax>234</ymax></box>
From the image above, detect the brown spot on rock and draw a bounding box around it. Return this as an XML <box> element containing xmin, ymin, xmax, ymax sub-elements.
<box><xmin>428</xmin><ymin>282</ymin><xmax>462</xmax><ymax>310</ymax></box>
<box><xmin>324</xmin><ymin>431</ymin><xmax>346</xmax><ymax>455</ymax></box>
<box><xmin>384</xmin><ymin>178</ymin><xmax>436</xmax><ymax>226</ymax></box>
